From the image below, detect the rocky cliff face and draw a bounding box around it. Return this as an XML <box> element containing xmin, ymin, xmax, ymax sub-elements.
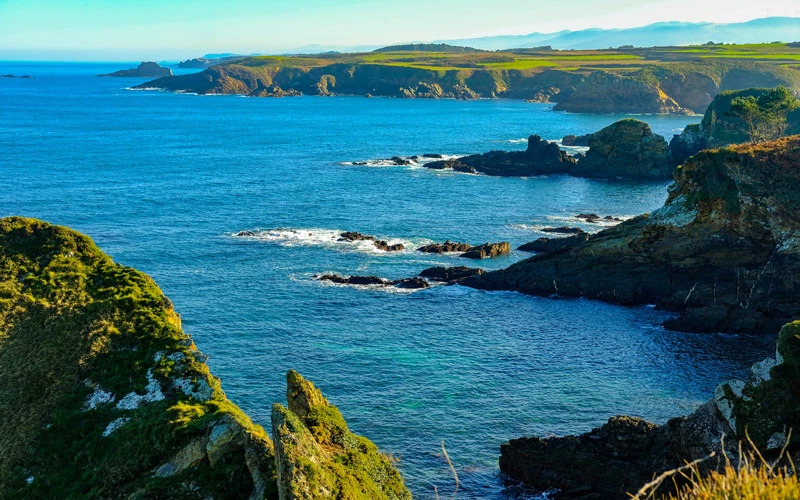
<box><xmin>572</xmin><ymin>119</ymin><xmax>675</xmax><ymax>179</ymax></box>
<box><xmin>466</xmin><ymin>136</ymin><xmax>800</xmax><ymax>334</ymax></box>
<box><xmin>271</xmin><ymin>371</ymin><xmax>411</xmax><ymax>500</ymax></box>
<box><xmin>0</xmin><ymin>217</ymin><xmax>407</xmax><ymax>499</ymax></box>
<box><xmin>499</xmin><ymin>320</ymin><xmax>800</xmax><ymax>499</ymax></box>
<box><xmin>137</xmin><ymin>58</ymin><xmax>800</xmax><ymax>114</ymax></box>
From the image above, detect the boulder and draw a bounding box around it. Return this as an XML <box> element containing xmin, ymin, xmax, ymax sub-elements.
<box><xmin>338</xmin><ymin>231</ymin><xmax>375</xmax><ymax>242</ymax></box>
<box><xmin>460</xmin><ymin>242</ymin><xmax>510</xmax><ymax>259</ymax></box>
<box><xmin>394</xmin><ymin>278</ymin><xmax>430</xmax><ymax>289</ymax></box>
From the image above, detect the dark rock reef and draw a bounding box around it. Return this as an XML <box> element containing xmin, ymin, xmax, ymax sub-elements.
<box><xmin>500</xmin><ymin>320</ymin><xmax>800</xmax><ymax>499</ymax></box>
<box><xmin>317</xmin><ymin>274</ymin><xmax>429</xmax><ymax>289</ymax></box>
<box><xmin>417</xmin><ymin>241</ymin><xmax>473</xmax><ymax>253</ymax></box>
<box><xmin>518</xmin><ymin>233</ymin><xmax>589</xmax><ymax>253</ymax></box>
<box><xmin>466</xmin><ymin>136</ymin><xmax>800</xmax><ymax>334</ymax></box>
<box><xmin>101</xmin><ymin>61</ymin><xmax>172</xmax><ymax>78</ymax></box>
<box><xmin>337</xmin><ymin>232</ymin><xmax>405</xmax><ymax>252</ymax></box>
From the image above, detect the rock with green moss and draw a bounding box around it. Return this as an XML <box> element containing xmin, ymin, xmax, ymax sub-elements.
<box><xmin>0</xmin><ymin>217</ymin><xmax>277</xmax><ymax>499</ymax></box>
<box><xmin>498</xmin><ymin>321</ymin><xmax>800</xmax><ymax>499</ymax></box>
<box><xmin>465</xmin><ymin>136</ymin><xmax>800</xmax><ymax>334</ymax></box>
<box><xmin>272</xmin><ymin>371</ymin><xmax>411</xmax><ymax>500</ymax></box>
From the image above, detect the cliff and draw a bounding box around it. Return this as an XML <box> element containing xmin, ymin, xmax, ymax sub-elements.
<box><xmin>499</xmin><ymin>320</ymin><xmax>800</xmax><ymax>498</ymax></box>
<box><xmin>465</xmin><ymin>136</ymin><xmax>800</xmax><ymax>333</ymax></box>
<box><xmin>0</xmin><ymin>217</ymin><xmax>407</xmax><ymax>499</ymax></box>
<box><xmin>134</xmin><ymin>44</ymin><xmax>800</xmax><ymax>114</ymax></box>
<box><xmin>102</xmin><ymin>62</ymin><xmax>172</xmax><ymax>78</ymax></box>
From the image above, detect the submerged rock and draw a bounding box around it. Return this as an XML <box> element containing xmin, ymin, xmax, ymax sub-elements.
<box><xmin>272</xmin><ymin>371</ymin><xmax>411</xmax><ymax>499</ymax></box>
<box><xmin>417</xmin><ymin>240</ymin><xmax>473</xmax><ymax>253</ymax></box>
<box><xmin>499</xmin><ymin>321</ymin><xmax>800</xmax><ymax>498</ymax></box>
<box><xmin>460</xmin><ymin>242</ymin><xmax>510</xmax><ymax>259</ymax></box>
<box><xmin>466</xmin><ymin>136</ymin><xmax>800</xmax><ymax>334</ymax></box>
<box><xmin>393</xmin><ymin>277</ymin><xmax>430</xmax><ymax>289</ymax></box>
<box><xmin>419</xmin><ymin>266</ymin><xmax>485</xmax><ymax>284</ymax></box>
<box><xmin>318</xmin><ymin>274</ymin><xmax>390</xmax><ymax>286</ymax></box>
<box><xmin>338</xmin><ymin>231</ymin><xmax>375</xmax><ymax>242</ymax></box>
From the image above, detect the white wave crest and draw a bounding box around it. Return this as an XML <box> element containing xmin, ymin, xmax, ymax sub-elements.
<box><xmin>232</xmin><ymin>228</ymin><xmax>430</xmax><ymax>255</ymax></box>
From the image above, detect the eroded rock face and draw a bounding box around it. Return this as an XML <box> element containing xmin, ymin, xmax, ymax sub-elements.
<box><xmin>553</xmin><ymin>71</ymin><xmax>689</xmax><ymax>114</ymax></box>
<box><xmin>572</xmin><ymin>119</ymin><xmax>675</xmax><ymax>179</ymax></box>
<box><xmin>424</xmin><ymin>135</ymin><xmax>576</xmax><ymax>177</ymax></box>
<box><xmin>466</xmin><ymin>137</ymin><xmax>800</xmax><ymax>334</ymax></box>
<box><xmin>499</xmin><ymin>321</ymin><xmax>800</xmax><ymax>499</ymax></box>
<box><xmin>272</xmin><ymin>371</ymin><xmax>411</xmax><ymax>500</ymax></box>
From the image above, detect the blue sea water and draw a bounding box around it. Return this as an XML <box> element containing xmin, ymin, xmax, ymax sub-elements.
<box><xmin>0</xmin><ymin>62</ymin><xmax>776</xmax><ymax>498</ymax></box>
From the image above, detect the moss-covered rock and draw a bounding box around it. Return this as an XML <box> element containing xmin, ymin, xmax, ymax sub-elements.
<box><xmin>272</xmin><ymin>371</ymin><xmax>411</xmax><ymax>500</ymax></box>
<box><xmin>0</xmin><ymin>217</ymin><xmax>277</xmax><ymax>499</ymax></box>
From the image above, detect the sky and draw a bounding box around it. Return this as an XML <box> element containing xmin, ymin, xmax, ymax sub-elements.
<box><xmin>1</xmin><ymin>0</ymin><xmax>799</xmax><ymax>60</ymax></box>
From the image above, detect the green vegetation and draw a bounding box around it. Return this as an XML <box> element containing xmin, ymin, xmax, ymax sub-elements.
<box><xmin>0</xmin><ymin>217</ymin><xmax>276</xmax><ymax>499</ymax></box>
<box><xmin>272</xmin><ymin>371</ymin><xmax>411</xmax><ymax>500</ymax></box>
<box><xmin>730</xmin><ymin>86</ymin><xmax>800</xmax><ymax>143</ymax></box>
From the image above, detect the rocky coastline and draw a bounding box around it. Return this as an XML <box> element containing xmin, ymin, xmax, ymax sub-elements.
<box><xmin>101</xmin><ymin>61</ymin><xmax>173</xmax><ymax>78</ymax></box>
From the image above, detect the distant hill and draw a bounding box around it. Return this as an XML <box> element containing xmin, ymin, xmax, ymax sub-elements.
<box><xmin>437</xmin><ymin>17</ymin><xmax>800</xmax><ymax>50</ymax></box>
<box><xmin>373</xmin><ymin>43</ymin><xmax>482</xmax><ymax>53</ymax></box>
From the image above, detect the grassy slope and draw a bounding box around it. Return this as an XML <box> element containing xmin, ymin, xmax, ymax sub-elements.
<box><xmin>0</xmin><ymin>217</ymin><xmax>276</xmax><ymax>499</ymax></box>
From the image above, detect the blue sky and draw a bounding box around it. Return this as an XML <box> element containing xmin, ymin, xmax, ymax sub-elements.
<box><xmin>1</xmin><ymin>0</ymin><xmax>799</xmax><ymax>60</ymax></box>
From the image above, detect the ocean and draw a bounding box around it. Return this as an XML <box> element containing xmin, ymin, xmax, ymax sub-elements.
<box><xmin>0</xmin><ymin>61</ymin><xmax>775</xmax><ymax>498</ymax></box>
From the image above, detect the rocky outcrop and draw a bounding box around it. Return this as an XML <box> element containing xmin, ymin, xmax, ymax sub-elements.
<box><xmin>425</xmin><ymin>135</ymin><xmax>576</xmax><ymax>177</ymax></box>
<box><xmin>461</xmin><ymin>242</ymin><xmax>510</xmax><ymax>259</ymax></box>
<box><xmin>571</xmin><ymin>119</ymin><xmax>675</xmax><ymax>179</ymax></box>
<box><xmin>419</xmin><ymin>266</ymin><xmax>484</xmax><ymax>284</ymax></box>
<box><xmin>272</xmin><ymin>371</ymin><xmax>412</xmax><ymax>500</ymax></box>
<box><xmin>466</xmin><ymin>136</ymin><xmax>800</xmax><ymax>334</ymax></box>
<box><xmin>561</xmin><ymin>134</ymin><xmax>591</xmax><ymax>147</ymax></box>
<box><xmin>417</xmin><ymin>241</ymin><xmax>473</xmax><ymax>253</ymax></box>
<box><xmin>101</xmin><ymin>62</ymin><xmax>172</xmax><ymax>78</ymax></box>
<box><xmin>541</xmin><ymin>227</ymin><xmax>586</xmax><ymax>235</ymax></box>
<box><xmin>499</xmin><ymin>320</ymin><xmax>800</xmax><ymax>499</ymax></box>
<box><xmin>0</xmin><ymin>217</ymin><xmax>276</xmax><ymax>499</ymax></box>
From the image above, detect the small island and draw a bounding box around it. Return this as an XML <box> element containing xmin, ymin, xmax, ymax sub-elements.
<box><xmin>101</xmin><ymin>61</ymin><xmax>172</xmax><ymax>78</ymax></box>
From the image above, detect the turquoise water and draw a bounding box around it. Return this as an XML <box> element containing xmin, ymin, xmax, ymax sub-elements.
<box><xmin>0</xmin><ymin>62</ymin><xmax>775</xmax><ymax>498</ymax></box>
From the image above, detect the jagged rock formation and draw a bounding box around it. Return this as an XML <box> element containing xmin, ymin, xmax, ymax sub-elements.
<box><xmin>571</xmin><ymin>119</ymin><xmax>675</xmax><ymax>179</ymax></box>
<box><xmin>336</xmin><ymin>232</ymin><xmax>404</xmax><ymax>252</ymax></box>
<box><xmin>101</xmin><ymin>62</ymin><xmax>172</xmax><ymax>78</ymax></box>
<box><xmin>460</xmin><ymin>242</ymin><xmax>511</xmax><ymax>259</ymax></box>
<box><xmin>417</xmin><ymin>241</ymin><xmax>473</xmax><ymax>253</ymax></box>
<box><xmin>465</xmin><ymin>136</ymin><xmax>800</xmax><ymax>334</ymax></box>
<box><xmin>271</xmin><ymin>371</ymin><xmax>411</xmax><ymax>500</ymax></box>
<box><xmin>499</xmin><ymin>320</ymin><xmax>800</xmax><ymax>499</ymax></box>
<box><xmin>316</xmin><ymin>274</ymin><xmax>429</xmax><ymax>289</ymax></box>
<box><xmin>518</xmin><ymin>233</ymin><xmax>589</xmax><ymax>253</ymax></box>
<box><xmin>425</xmin><ymin>135</ymin><xmax>576</xmax><ymax>176</ymax></box>
<box><xmin>0</xmin><ymin>217</ymin><xmax>276</xmax><ymax>499</ymax></box>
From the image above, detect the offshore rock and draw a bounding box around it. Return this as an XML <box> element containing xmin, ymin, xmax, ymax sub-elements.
<box><xmin>499</xmin><ymin>321</ymin><xmax>800</xmax><ymax>499</ymax></box>
<box><xmin>417</xmin><ymin>241</ymin><xmax>473</xmax><ymax>253</ymax></box>
<box><xmin>518</xmin><ymin>233</ymin><xmax>589</xmax><ymax>253</ymax></box>
<box><xmin>425</xmin><ymin>135</ymin><xmax>576</xmax><ymax>177</ymax></box>
<box><xmin>272</xmin><ymin>371</ymin><xmax>411</xmax><ymax>500</ymax></box>
<box><xmin>101</xmin><ymin>61</ymin><xmax>172</xmax><ymax>78</ymax></box>
<box><xmin>572</xmin><ymin>119</ymin><xmax>675</xmax><ymax>179</ymax></box>
<box><xmin>466</xmin><ymin>136</ymin><xmax>800</xmax><ymax>334</ymax></box>
<box><xmin>461</xmin><ymin>242</ymin><xmax>510</xmax><ymax>259</ymax></box>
